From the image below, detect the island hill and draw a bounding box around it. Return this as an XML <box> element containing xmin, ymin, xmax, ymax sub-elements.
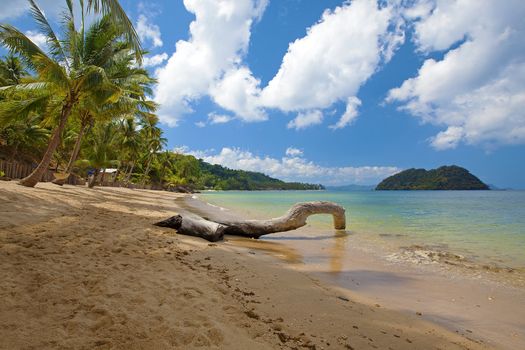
<box><xmin>376</xmin><ymin>165</ymin><xmax>489</xmax><ymax>190</ymax></box>
<box><xmin>197</xmin><ymin>159</ymin><xmax>323</xmax><ymax>191</ymax></box>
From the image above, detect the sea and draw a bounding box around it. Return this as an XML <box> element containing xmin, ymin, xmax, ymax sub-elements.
<box><xmin>198</xmin><ymin>190</ymin><xmax>525</xmax><ymax>277</ymax></box>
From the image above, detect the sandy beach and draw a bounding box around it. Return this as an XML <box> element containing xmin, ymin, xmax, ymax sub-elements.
<box><xmin>0</xmin><ymin>181</ymin><xmax>506</xmax><ymax>349</ymax></box>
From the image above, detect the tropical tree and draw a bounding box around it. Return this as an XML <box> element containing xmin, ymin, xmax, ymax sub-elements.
<box><xmin>0</xmin><ymin>0</ymin><xmax>140</xmax><ymax>187</ymax></box>
<box><xmin>51</xmin><ymin>16</ymin><xmax>155</xmax><ymax>185</ymax></box>
<box><xmin>83</xmin><ymin>121</ymin><xmax>119</xmax><ymax>188</ymax></box>
<box><xmin>0</xmin><ymin>54</ymin><xmax>28</xmax><ymax>86</ymax></box>
<box><xmin>138</xmin><ymin>113</ymin><xmax>166</xmax><ymax>186</ymax></box>
<box><xmin>0</xmin><ymin>113</ymin><xmax>49</xmax><ymax>161</ymax></box>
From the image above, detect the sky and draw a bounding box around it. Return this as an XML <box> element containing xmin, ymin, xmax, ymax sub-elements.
<box><xmin>1</xmin><ymin>0</ymin><xmax>525</xmax><ymax>187</ymax></box>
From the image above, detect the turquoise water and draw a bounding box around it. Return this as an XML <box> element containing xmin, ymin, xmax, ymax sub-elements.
<box><xmin>200</xmin><ymin>190</ymin><xmax>525</xmax><ymax>269</ymax></box>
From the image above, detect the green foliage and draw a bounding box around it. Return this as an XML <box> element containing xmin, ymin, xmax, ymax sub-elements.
<box><xmin>195</xmin><ymin>158</ymin><xmax>323</xmax><ymax>191</ymax></box>
<box><xmin>0</xmin><ymin>170</ymin><xmax>5</xmax><ymax>177</ymax></box>
<box><xmin>376</xmin><ymin>165</ymin><xmax>489</xmax><ymax>190</ymax></box>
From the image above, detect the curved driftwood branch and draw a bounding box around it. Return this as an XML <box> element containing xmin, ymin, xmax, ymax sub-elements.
<box><xmin>154</xmin><ymin>201</ymin><xmax>346</xmax><ymax>242</ymax></box>
<box><xmin>154</xmin><ymin>214</ymin><xmax>226</xmax><ymax>242</ymax></box>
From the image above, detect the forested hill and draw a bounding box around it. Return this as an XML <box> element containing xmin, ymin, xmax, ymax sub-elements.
<box><xmin>198</xmin><ymin>159</ymin><xmax>323</xmax><ymax>191</ymax></box>
<box><xmin>375</xmin><ymin>165</ymin><xmax>489</xmax><ymax>190</ymax></box>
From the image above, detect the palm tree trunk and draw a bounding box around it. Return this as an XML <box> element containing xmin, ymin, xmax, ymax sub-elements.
<box><xmin>125</xmin><ymin>161</ymin><xmax>135</xmax><ymax>184</ymax></box>
<box><xmin>100</xmin><ymin>168</ymin><xmax>107</xmax><ymax>185</ymax></box>
<box><xmin>65</xmin><ymin>123</ymin><xmax>86</xmax><ymax>173</ymax></box>
<box><xmin>52</xmin><ymin>122</ymin><xmax>86</xmax><ymax>186</ymax></box>
<box><xmin>20</xmin><ymin>99</ymin><xmax>74</xmax><ymax>187</ymax></box>
<box><xmin>88</xmin><ymin>168</ymin><xmax>100</xmax><ymax>188</ymax></box>
<box><xmin>141</xmin><ymin>156</ymin><xmax>152</xmax><ymax>187</ymax></box>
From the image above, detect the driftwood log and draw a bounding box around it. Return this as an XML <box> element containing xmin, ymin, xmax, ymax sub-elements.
<box><xmin>154</xmin><ymin>201</ymin><xmax>346</xmax><ymax>242</ymax></box>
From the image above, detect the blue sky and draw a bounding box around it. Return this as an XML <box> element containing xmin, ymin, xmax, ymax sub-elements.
<box><xmin>2</xmin><ymin>0</ymin><xmax>525</xmax><ymax>187</ymax></box>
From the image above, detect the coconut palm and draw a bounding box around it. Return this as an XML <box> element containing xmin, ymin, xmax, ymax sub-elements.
<box><xmin>138</xmin><ymin>113</ymin><xmax>166</xmax><ymax>186</ymax></box>
<box><xmin>84</xmin><ymin>121</ymin><xmax>119</xmax><ymax>188</ymax></box>
<box><xmin>0</xmin><ymin>54</ymin><xmax>28</xmax><ymax>86</ymax></box>
<box><xmin>0</xmin><ymin>113</ymin><xmax>49</xmax><ymax>161</ymax></box>
<box><xmin>0</xmin><ymin>0</ymin><xmax>142</xmax><ymax>187</ymax></box>
<box><xmin>51</xmin><ymin>15</ymin><xmax>156</xmax><ymax>186</ymax></box>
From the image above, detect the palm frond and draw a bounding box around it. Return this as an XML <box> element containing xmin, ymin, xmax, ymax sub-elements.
<box><xmin>0</xmin><ymin>24</ymin><xmax>69</xmax><ymax>87</ymax></box>
<box><xmin>28</xmin><ymin>0</ymin><xmax>70</xmax><ymax>68</ymax></box>
<box><xmin>0</xmin><ymin>91</ymin><xmax>52</xmax><ymax>126</ymax></box>
<box><xmin>87</xmin><ymin>0</ymin><xmax>142</xmax><ymax>63</ymax></box>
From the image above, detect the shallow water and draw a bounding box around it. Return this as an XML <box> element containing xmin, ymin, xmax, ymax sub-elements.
<box><xmin>199</xmin><ymin>190</ymin><xmax>525</xmax><ymax>270</ymax></box>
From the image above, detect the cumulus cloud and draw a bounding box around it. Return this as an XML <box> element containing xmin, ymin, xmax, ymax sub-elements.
<box><xmin>208</xmin><ymin>112</ymin><xmax>233</xmax><ymax>125</ymax></box>
<box><xmin>179</xmin><ymin>146</ymin><xmax>400</xmax><ymax>185</ymax></box>
<box><xmin>329</xmin><ymin>97</ymin><xmax>362</xmax><ymax>130</ymax></box>
<box><xmin>260</xmin><ymin>0</ymin><xmax>404</xmax><ymax>120</ymax></box>
<box><xmin>287</xmin><ymin>110</ymin><xmax>324</xmax><ymax>130</ymax></box>
<box><xmin>209</xmin><ymin>66</ymin><xmax>266</xmax><ymax>122</ymax></box>
<box><xmin>136</xmin><ymin>14</ymin><xmax>163</xmax><ymax>48</ymax></box>
<box><xmin>388</xmin><ymin>0</ymin><xmax>525</xmax><ymax>149</ymax></box>
<box><xmin>153</xmin><ymin>0</ymin><xmax>268</xmax><ymax>126</ymax></box>
<box><xmin>25</xmin><ymin>30</ymin><xmax>47</xmax><ymax>50</ymax></box>
<box><xmin>0</xmin><ymin>0</ymin><xmax>59</xmax><ymax>20</ymax></box>
<box><xmin>142</xmin><ymin>53</ymin><xmax>168</xmax><ymax>67</ymax></box>
<box><xmin>285</xmin><ymin>147</ymin><xmax>303</xmax><ymax>157</ymax></box>
<box><xmin>154</xmin><ymin>0</ymin><xmax>404</xmax><ymax>130</ymax></box>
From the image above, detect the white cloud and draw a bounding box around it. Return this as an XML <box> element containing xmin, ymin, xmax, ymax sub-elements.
<box><xmin>142</xmin><ymin>53</ymin><xmax>168</xmax><ymax>67</ymax></box>
<box><xmin>285</xmin><ymin>147</ymin><xmax>303</xmax><ymax>157</ymax></box>
<box><xmin>0</xmin><ymin>0</ymin><xmax>28</xmax><ymax>20</ymax></box>
<box><xmin>180</xmin><ymin>146</ymin><xmax>400</xmax><ymax>185</ymax></box>
<box><xmin>430</xmin><ymin>126</ymin><xmax>464</xmax><ymax>150</ymax></box>
<box><xmin>154</xmin><ymin>0</ymin><xmax>404</xmax><ymax>130</ymax></box>
<box><xmin>209</xmin><ymin>66</ymin><xmax>266</xmax><ymax>122</ymax></box>
<box><xmin>208</xmin><ymin>112</ymin><xmax>232</xmax><ymax>125</ymax></box>
<box><xmin>287</xmin><ymin>110</ymin><xmax>323</xmax><ymax>130</ymax></box>
<box><xmin>260</xmin><ymin>0</ymin><xmax>404</xmax><ymax>115</ymax></box>
<box><xmin>195</xmin><ymin>121</ymin><xmax>206</xmax><ymax>128</ymax></box>
<box><xmin>0</xmin><ymin>0</ymin><xmax>59</xmax><ymax>20</ymax></box>
<box><xmin>25</xmin><ymin>30</ymin><xmax>47</xmax><ymax>50</ymax></box>
<box><xmin>329</xmin><ymin>97</ymin><xmax>362</xmax><ymax>130</ymax></box>
<box><xmin>388</xmin><ymin>0</ymin><xmax>525</xmax><ymax>149</ymax></box>
<box><xmin>136</xmin><ymin>14</ymin><xmax>163</xmax><ymax>48</ymax></box>
<box><xmin>153</xmin><ymin>0</ymin><xmax>268</xmax><ymax>126</ymax></box>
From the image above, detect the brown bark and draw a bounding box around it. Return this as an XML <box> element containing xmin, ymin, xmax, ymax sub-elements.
<box><xmin>19</xmin><ymin>98</ymin><xmax>74</xmax><ymax>187</ymax></box>
<box><xmin>141</xmin><ymin>156</ymin><xmax>152</xmax><ymax>187</ymax></box>
<box><xmin>52</xmin><ymin>122</ymin><xmax>86</xmax><ymax>186</ymax></box>
<box><xmin>125</xmin><ymin>161</ymin><xmax>135</xmax><ymax>184</ymax></box>
<box><xmin>154</xmin><ymin>201</ymin><xmax>346</xmax><ymax>242</ymax></box>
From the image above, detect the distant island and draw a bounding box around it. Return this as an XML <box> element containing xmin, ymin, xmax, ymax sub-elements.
<box><xmin>376</xmin><ymin>165</ymin><xmax>489</xmax><ymax>190</ymax></box>
<box><xmin>197</xmin><ymin>159</ymin><xmax>324</xmax><ymax>191</ymax></box>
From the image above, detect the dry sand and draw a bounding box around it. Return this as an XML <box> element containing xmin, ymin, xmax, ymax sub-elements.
<box><xmin>0</xmin><ymin>181</ymin><xmax>492</xmax><ymax>349</ymax></box>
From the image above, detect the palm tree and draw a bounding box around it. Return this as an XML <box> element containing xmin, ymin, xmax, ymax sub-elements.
<box><xmin>138</xmin><ymin>113</ymin><xmax>166</xmax><ymax>186</ymax></box>
<box><xmin>84</xmin><ymin>121</ymin><xmax>119</xmax><ymax>188</ymax></box>
<box><xmin>0</xmin><ymin>0</ymin><xmax>140</xmax><ymax>187</ymax></box>
<box><xmin>50</xmin><ymin>16</ymin><xmax>155</xmax><ymax>186</ymax></box>
<box><xmin>0</xmin><ymin>54</ymin><xmax>28</xmax><ymax>86</ymax></box>
<box><xmin>0</xmin><ymin>113</ymin><xmax>49</xmax><ymax>161</ymax></box>
<box><xmin>87</xmin><ymin>0</ymin><xmax>143</xmax><ymax>63</ymax></box>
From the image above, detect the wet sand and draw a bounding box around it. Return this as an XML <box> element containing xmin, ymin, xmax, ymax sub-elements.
<box><xmin>0</xmin><ymin>181</ymin><xmax>501</xmax><ymax>349</ymax></box>
<box><xmin>184</xmin><ymin>194</ymin><xmax>525</xmax><ymax>350</ymax></box>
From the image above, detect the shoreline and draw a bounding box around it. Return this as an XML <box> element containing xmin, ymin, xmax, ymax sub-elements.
<box><xmin>185</xmin><ymin>193</ymin><xmax>525</xmax><ymax>350</ymax></box>
<box><xmin>0</xmin><ymin>181</ymin><xmax>514</xmax><ymax>349</ymax></box>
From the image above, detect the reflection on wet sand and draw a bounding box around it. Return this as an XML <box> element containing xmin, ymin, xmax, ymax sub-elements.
<box><xmin>227</xmin><ymin>236</ymin><xmax>303</xmax><ymax>264</ymax></box>
<box><xmin>328</xmin><ymin>231</ymin><xmax>350</xmax><ymax>274</ymax></box>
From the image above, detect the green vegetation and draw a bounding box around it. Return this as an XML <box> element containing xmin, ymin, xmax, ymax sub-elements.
<box><xmin>376</xmin><ymin>165</ymin><xmax>489</xmax><ymax>190</ymax></box>
<box><xmin>0</xmin><ymin>0</ymin><xmax>320</xmax><ymax>192</ymax></box>
<box><xmin>196</xmin><ymin>160</ymin><xmax>323</xmax><ymax>191</ymax></box>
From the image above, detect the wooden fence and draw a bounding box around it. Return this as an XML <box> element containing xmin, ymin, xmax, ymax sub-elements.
<box><xmin>0</xmin><ymin>160</ymin><xmax>80</xmax><ymax>185</ymax></box>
